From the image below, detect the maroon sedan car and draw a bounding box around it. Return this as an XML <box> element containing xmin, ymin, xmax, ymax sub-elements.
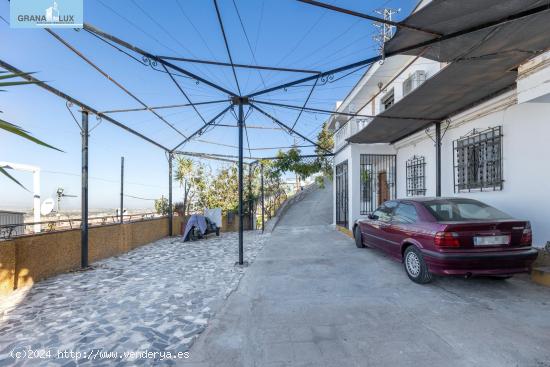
<box><xmin>353</xmin><ymin>198</ymin><xmax>538</xmax><ymax>284</ymax></box>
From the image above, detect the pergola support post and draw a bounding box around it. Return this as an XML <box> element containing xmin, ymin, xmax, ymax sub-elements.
<box><xmin>435</xmin><ymin>122</ymin><xmax>442</xmax><ymax>197</ymax></box>
<box><xmin>238</xmin><ymin>101</ymin><xmax>244</xmax><ymax>265</ymax></box>
<box><xmin>81</xmin><ymin>110</ymin><xmax>89</xmax><ymax>268</ymax></box>
<box><xmin>168</xmin><ymin>153</ymin><xmax>174</xmax><ymax>236</ymax></box>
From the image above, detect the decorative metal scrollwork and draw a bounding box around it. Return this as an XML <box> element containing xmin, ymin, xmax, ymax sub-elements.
<box><xmin>141</xmin><ymin>56</ymin><xmax>158</xmax><ymax>67</ymax></box>
<box><xmin>319</xmin><ymin>73</ymin><xmax>334</xmax><ymax>86</ymax></box>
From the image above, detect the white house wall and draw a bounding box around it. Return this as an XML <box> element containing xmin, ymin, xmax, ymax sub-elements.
<box><xmin>373</xmin><ymin>57</ymin><xmax>442</xmax><ymax>115</ymax></box>
<box><xmin>393</xmin><ymin>89</ymin><xmax>550</xmax><ymax>247</ymax></box>
<box><xmin>349</xmin><ymin>144</ymin><xmax>396</xmax><ymax>230</ymax></box>
<box><xmin>517</xmin><ymin>51</ymin><xmax>550</xmax><ymax>104</ymax></box>
<box><xmin>334</xmin><ymin>143</ymin><xmax>396</xmax><ymax>230</ymax></box>
<box><xmin>331</xmin><ymin>50</ymin><xmax>550</xmax><ymax>244</ymax></box>
<box><xmin>395</xmin><ymin>134</ymin><xmax>436</xmax><ymax>198</ymax></box>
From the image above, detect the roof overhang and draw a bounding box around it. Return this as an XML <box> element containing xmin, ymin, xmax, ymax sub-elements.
<box><xmin>348</xmin><ymin>0</ymin><xmax>550</xmax><ymax>144</ymax></box>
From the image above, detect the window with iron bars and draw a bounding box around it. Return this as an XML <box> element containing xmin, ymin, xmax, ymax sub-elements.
<box><xmin>406</xmin><ymin>155</ymin><xmax>426</xmax><ymax>196</ymax></box>
<box><xmin>453</xmin><ymin>126</ymin><xmax>503</xmax><ymax>192</ymax></box>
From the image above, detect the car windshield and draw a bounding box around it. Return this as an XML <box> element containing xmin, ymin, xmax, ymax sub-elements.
<box><xmin>422</xmin><ymin>199</ymin><xmax>512</xmax><ymax>221</ymax></box>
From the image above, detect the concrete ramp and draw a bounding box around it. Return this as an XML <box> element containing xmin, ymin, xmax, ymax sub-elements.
<box><xmin>277</xmin><ymin>181</ymin><xmax>333</xmax><ymax>228</ymax></box>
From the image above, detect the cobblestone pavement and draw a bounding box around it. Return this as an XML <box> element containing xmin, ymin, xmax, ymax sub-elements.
<box><xmin>0</xmin><ymin>231</ymin><xmax>267</xmax><ymax>366</ymax></box>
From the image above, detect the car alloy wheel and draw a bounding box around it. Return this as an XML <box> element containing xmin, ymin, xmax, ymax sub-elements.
<box><xmin>405</xmin><ymin>251</ymin><xmax>421</xmax><ymax>278</ymax></box>
<box><xmin>403</xmin><ymin>246</ymin><xmax>433</xmax><ymax>284</ymax></box>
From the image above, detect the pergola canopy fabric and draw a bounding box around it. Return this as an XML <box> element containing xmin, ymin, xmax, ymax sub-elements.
<box><xmin>385</xmin><ymin>0</ymin><xmax>550</xmax><ymax>62</ymax></box>
<box><xmin>348</xmin><ymin>0</ymin><xmax>550</xmax><ymax>144</ymax></box>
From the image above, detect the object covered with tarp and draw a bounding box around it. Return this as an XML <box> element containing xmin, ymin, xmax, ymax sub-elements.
<box><xmin>183</xmin><ymin>214</ymin><xmax>220</xmax><ymax>241</ymax></box>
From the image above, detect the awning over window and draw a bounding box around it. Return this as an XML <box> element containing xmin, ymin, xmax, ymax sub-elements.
<box><xmin>348</xmin><ymin>0</ymin><xmax>550</xmax><ymax>144</ymax></box>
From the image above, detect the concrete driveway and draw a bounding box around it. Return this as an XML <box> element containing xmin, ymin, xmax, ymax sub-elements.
<box><xmin>188</xmin><ymin>183</ymin><xmax>550</xmax><ymax>367</ymax></box>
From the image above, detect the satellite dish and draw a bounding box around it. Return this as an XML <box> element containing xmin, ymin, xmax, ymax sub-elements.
<box><xmin>41</xmin><ymin>198</ymin><xmax>55</xmax><ymax>216</ymax></box>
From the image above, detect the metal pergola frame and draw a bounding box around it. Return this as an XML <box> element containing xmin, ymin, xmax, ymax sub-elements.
<box><xmin>2</xmin><ymin>0</ymin><xmax>545</xmax><ymax>267</ymax></box>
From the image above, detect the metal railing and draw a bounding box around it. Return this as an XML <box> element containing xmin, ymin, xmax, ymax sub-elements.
<box><xmin>0</xmin><ymin>212</ymin><xmax>162</xmax><ymax>240</ymax></box>
<box><xmin>334</xmin><ymin>117</ymin><xmax>372</xmax><ymax>150</ymax></box>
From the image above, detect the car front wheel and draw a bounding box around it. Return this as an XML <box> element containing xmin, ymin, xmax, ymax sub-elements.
<box><xmin>403</xmin><ymin>246</ymin><xmax>433</xmax><ymax>284</ymax></box>
<box><xmin>354</xmin><ymin>226</ymin><xmax>365</xmax><ymax>248</ymax></box>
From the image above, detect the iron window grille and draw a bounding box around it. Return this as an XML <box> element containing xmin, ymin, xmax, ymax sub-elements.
<box><xmin>453</xmin><ymin>126</ymin><xmax>503</xmax><ymax>192</ymax></box>
<box><xmin>360</xmin><ymin>154</ymin><xmax>397</xmax><ymax>215</ymax></box>
<box><xmin>406</xmin><ymin>155</ymin><xmax>426</xmax><ymax>196</ymax></box>
<box><xmin>402</xmin><ymin>70</ymin><xmax>427</xmax><ymax>96</ymax></box>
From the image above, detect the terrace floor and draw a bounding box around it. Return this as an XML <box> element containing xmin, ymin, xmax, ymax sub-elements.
<box><xmin>0</xmin><ymin>231</ymin><xmax>267</xmax><ymax>366</ymax></box>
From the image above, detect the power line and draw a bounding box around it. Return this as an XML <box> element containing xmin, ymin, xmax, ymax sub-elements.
<box><xmin>42</xmin><ymin>170</ymin><xmax>166</xmax><ymax>189</ymax></box>
<box><xmin>46</xmin><ymin>29</ymin><xmax>189</xmax><ymax>140</ymax></box>
<box><xmin>232</xmin><ymin>0</ymin><xmax>267</xmax><ymax>93</ymax></box>
<box><xmin>129</xmin><ymin>0</ymin><xmax>226</xmax><ymax>89</ymax></box>
<box><xmin>174</xmin><ymin>0</ymin><xmax>235</xmax><ymax>89</ymax></box>
<box><xmin>213</xmin><ymin>0</ymin><xmax>242</xmax><ymax>95</ymax></box>
<box><xmin>296</xmin><ymin>19</ymin><xmax>361</xmax><ymax>69</ymax></box>
<box><xmin>124</xmin><ymin>194</ymin><xmax>157</xmax><ymax>201</ymax></box>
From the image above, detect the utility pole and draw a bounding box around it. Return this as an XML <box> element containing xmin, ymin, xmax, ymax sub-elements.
<box><xmin>168</xmin><ymin>153</ymin><xmax>173</xmax><ymax>236</ymax></box>
<box><xmin>120</xmin><ymin>156</ymin><xmax>124</xmax><ymax>223</ymax></box>
<box><xmin>373</xmin><ymin>8</ymin><xmax>400</xmax><ymax>55</ymax></box>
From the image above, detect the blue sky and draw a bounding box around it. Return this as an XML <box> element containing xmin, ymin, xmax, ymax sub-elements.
<box><xmin>0</xmin><ymin>0</ymin><xmax>416</xmax><ymax>211</ymax></box>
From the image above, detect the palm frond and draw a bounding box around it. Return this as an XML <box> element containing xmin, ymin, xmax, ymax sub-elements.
<box><xmin>0</xmin><ymin>72</ymin><xmax>35</xmax><ymax>81</ymax></box>
<box><xmin>0</xmin><ymin>118</ymin><xmax>63</xmax><ymax>152</ymax></box>
<box><xmin>0</xmin><ymin>166</ymin><xmax>28</xmax><ymax>191</ymax></box>
<box><xmin>0</xmin><ymin>80</ymin><xmax>36</xmax><ymax>88</ymax></box>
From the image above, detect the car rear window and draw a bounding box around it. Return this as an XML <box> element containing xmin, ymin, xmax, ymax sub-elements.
<box><xmin>422</xmin><ymin>199</ymin><xmax>512</xmax><ymax>221</ymax></box>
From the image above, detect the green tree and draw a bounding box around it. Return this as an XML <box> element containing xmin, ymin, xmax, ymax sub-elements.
<box><xmin>174</xmin><ymin>157</ymin><xmax>208</xmax><ymax>215</ymax></box>
<box><xmin>0</xmin><ymin>72</ymin><xmax>61</xmax><ymax>188</ymax></box>
<box><xmin>271</xmin><ymin>122</ymin><xmax>334</xmax><ymax>181</ymax></box>
<box><xmin>201</xmin><ymin>165</ymin><xmax>239</xmax><ymax>214</ymax></box>
<box><xmin>315</xmin><ymin>122</ymin><xmax>334</xmax><ymax>177</ymax></box>
<box><xmin>154</xmin><ymin>196</ymin><xmax>170</xmax><ymax>215</ymax></box>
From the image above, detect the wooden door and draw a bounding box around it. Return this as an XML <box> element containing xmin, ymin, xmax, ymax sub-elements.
<box><xmin>378</xmin><ymin>171</ymin><xmax>389</xmax><ymax>205</ymax></box>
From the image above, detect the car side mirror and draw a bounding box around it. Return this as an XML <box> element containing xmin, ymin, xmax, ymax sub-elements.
<box><xmin>368</xmin><ymin>214</ymin><xmax>378</xmax><ymax>220</ymax></box>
